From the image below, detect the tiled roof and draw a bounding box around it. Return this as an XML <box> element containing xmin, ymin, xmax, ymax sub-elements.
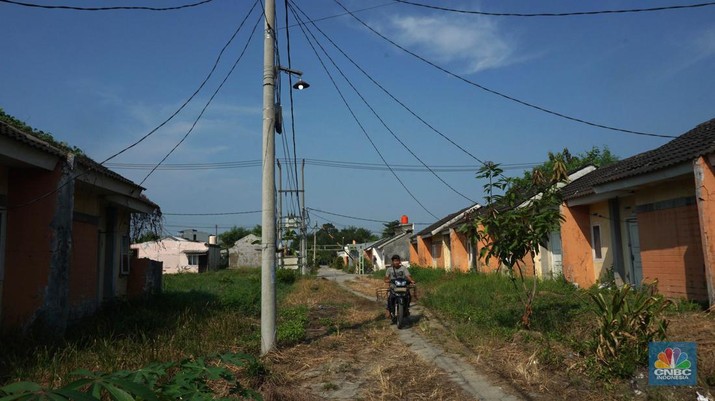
<box><xmin>0</xmin><ymin>119</ymin><xmax>160</xmax><ymax>213</ymax></box>
<box><xmin>0</xmin><ymin>120</ymin><xmax>66</xmax><ymax>158</ymax></box>
<box><xmin>414</xmin><ymin>203</ymin><xmax>478</xmax><ymax>237</ymax></box>
<box><xmin>561</xmin><ymin>118</ymin><xmax>715</xmax><ymax>200</ymax></box>
<box><xmin>0</xmin><ymin>120</ymin><xmax>144</xmax><ymax>190</ymax></box>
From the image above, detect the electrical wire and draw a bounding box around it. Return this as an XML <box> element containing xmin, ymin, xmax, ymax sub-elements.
<box><xmin>307</xmin><ymin>207</ymin><xmax>431</xmax><ymax>225</ymax></box>
<box><xmin>332</xmin><ymin>0</ymin><xmax>676</xmax><ymax>139</ymax></box>
<box><xmin>138</xmin><ymin>10</ymin><xmax>262</xmax><ymax>186</ymax></box>
<box><xmin>164</xmin><ymin>210</ymin><xmax>262</xmax><ymax>216</ymax></box>
<box><xmin>291</xmin><ymin>4</ymin><xmax>439</xmax><ymax>219</ymax></box>
<box><xmin>394</xmin><ymin>0</ymin><xmax>715</xmax><ymax>17</ymax></box>
<box><xmin>285</xmin><ymin>1</ymin><xmax>396</xmax><ymax>29</ymax></box>
<box><xmin>288</xmin><ymin>2</ymin><xmax>476</xmax><ymax>204</ymax></box>
<box><xmin>105</xmin><ymin>158</ymin><xmax>540</xmax><ymax>171</ymax></box>
<box><xmin>102</xmin><ymin>0</ymin><xmax>260</xmax><ymax>165</ymax></box>
<box><xmin>0</xmin><ymin>0</ymin><xmax>215</xmax><ymax>11</ymax></box>
<box><xmin>284</xmin><ymin>0</ymin><xmax>303</xmax><ymax>220</ymax></box>
<box><xmin>289</xmin><ymin>0</ymin><xmax>491</xmax><ymax>167</ymax></box>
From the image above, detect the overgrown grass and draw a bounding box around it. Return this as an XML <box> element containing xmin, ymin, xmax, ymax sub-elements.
<box><xmin>409</xmin><ymin>267</ymin><xmax>589</xmax><ymax>338</ymax></box>
<box><xmin>0</xmin><ymin>269</ymin><xmax>300</xmax><ymax>388</ymax></box>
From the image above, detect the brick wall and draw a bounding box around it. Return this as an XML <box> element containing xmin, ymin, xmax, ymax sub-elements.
<box><xmin>561</xmin><ymin>204</ymin><xmax>596</xmax><ymax>287</ymax></box>
<box><xmin>450</xmin><ymin>229</ymin><xmax>470</xmax><ymax>272</ymax></box>
<box><xmin>68</xmin><ymin>221</ymin><xmax>99</xmax><ymax>312</ymax></box>
<box><xmin>2</xmin><ymin>166</ymin><xmax>60</xmax><ymax>327</ymax></box>
<box><xmin>638</xmin><ymin>204</ymin><xmax>708</xmax><ymax>300</ymax></box>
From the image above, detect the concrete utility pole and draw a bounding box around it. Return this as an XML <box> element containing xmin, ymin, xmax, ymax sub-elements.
<box><xmin>260</xmin><ymin>0</ymin><xmax>276</xmax><ymax>356</ymax></box>
<box><xmin>313</xmin><ymin>223</ymin><xmax>318</xmax><ymax>267</ymax></box>
<box><xmin>300</xmin><ymin>159</ymin><xmax>307</xmax><ymax>275</ymax></box>
<box><xmin>277</xmin><ymin>160</ymin><xmax>283</xmax><ymax>269</ymax></box>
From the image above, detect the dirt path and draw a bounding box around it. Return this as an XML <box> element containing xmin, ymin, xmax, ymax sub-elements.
<box><xmin>312</xmin><ymin>267</ymin><xmax>524</xmax><ymax>401</ymax></box>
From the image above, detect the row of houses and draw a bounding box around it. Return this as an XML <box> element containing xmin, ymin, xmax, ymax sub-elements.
<box><xmin>408</xmin><ymin>118</ymin><xmax>715</xmax><ymax>306</ymax></box>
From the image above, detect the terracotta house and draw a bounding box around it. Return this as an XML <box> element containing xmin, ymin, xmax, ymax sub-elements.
<box><xmin>0</xmin><ymin>121</ymin><xmax>161</xmax><ymax>331</ymax></box>
<box><xmin>133</xmin><ymin>235</ymin><xmax>221</xmax><ymax>274</ymax></box>
<box><xmin>410</xmin><ymin>204</ymin><xmax>481</xmax><ymax>272</ymax></box>
<box><xmin>410</xmin><ymin>166</ymin><xmax>595</xmax><ymax>276</ymax></box>
<box><xmin>559</xmin><ymin>118</ymin><xmax>715</xmax><ymax>305</ymax></box>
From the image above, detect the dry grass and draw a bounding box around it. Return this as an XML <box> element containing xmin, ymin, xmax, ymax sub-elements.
<box><xmin>263</xmin><ymin>277</ymin><xmax>470</xmax><ymax>400</ymax></box>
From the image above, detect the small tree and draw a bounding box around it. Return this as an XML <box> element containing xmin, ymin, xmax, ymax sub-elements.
<box><xmin>381</xmin><ymin>220</ymin><xmax>400</xmax><ymax>238</ymax></box>
<box><xmin>218</xmin><ymin>226</ymin><xmax>251</xmax><ymax>248</ymax></box>
<box><xmin>470</xmin><ymin>158</ymin><xmax>567</xmax><ymax>329</ymax></box>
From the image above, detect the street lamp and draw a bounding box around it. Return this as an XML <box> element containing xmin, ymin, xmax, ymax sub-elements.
<box><xmin>276</xmin><ymin>65</ymin><xmax>310</xmax><ymax>90</ymax></box>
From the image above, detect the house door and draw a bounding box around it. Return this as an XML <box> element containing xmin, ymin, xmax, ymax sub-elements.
<box><xmin>548</xmin><ymin>231</ymin><xmax>563</xmax><ymax>278</ymax></box>
<box><xmin>626</xmin><ymin>219</ymin><xmax>643</xmax><ymax>288</ymax></box>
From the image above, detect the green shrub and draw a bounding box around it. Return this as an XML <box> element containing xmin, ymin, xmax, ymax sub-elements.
<box><xmin>588</xmin><ymin>282</ymin><xmax>670</xmax><ymax>378</ymax></box>
<box><xmin>277</xmin><ymin>306</ymin><xmax>308</xmax><ymax>345</ymax></box>
<box><xmin>330</xmin><ymin>257</ymin><xmax>344</xmax><ymax>270</ymax></box>
<box><xmin>276</xmin><ymin>268</ymin><xmax>298</xmax><ymax>285</ymax></box>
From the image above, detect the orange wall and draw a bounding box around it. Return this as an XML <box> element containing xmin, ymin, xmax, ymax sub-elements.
<box><xmin>695</xmin><ymin>156</ymin><xmax>715</xmax><ymax>305</ymax></box>
<box><xmin>416</xmin><ymin>236</ymin><xmax>431</xmax><ymax>266</ymax></box>
<box><xmin>409</xmin><ymin>242</ymin><xmax>417</xmax><ymax>266</ymax></box>
<box><xmin>450</xmin><ymin>229</ymin><xmax>470</xmax><ymax>272</ymax></box>
<box><xmin>561</xmin><ymin>204</ymin><xmax>596</xmax><ymax>287</ymax></box>
<box><xmin>2</xmin><ymin>166</ymin><xmax>60</xmax><ymax>326</ymax></box>
<box><xmin>638</xmin><ymin>204</ymin><xmax>707</xmax><ymax>300</ymax></box>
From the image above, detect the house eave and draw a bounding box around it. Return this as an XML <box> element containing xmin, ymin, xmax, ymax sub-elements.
<box><xmin>592</xmin><ymin>162</ymin><xmax>691</xmax><ymax>195</ymax></box>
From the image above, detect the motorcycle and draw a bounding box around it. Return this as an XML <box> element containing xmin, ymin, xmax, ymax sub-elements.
<box><xmin>388</xmin><ymin>278</ymin><xmax>411</xmax><ymax>329</ymax></box>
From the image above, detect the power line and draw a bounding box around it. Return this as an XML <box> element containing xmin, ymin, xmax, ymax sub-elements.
<box><xmin>289</xmin><ymin>1</ymin><xmax>475</xmax><ymax>204</ymax></box>
<box><xmin>284</xmin><ymin>0</ymin><xmax>302</xmax><ymax>219</ymax></box>
<box><xmin>332</xmin><ymin>0</ymin><xmax>676</xmax><ymax>139</ymax></box>
<box><xmin>138</xmin><ymin>9</ymin><xmax>263</xmax><ymax>186</ymax></box>
<box><xmin>105</xmin><ymin>158</ymin><xmax>540</xmax><ymax>171</ymax></box>
<box><xmin>291</xmin><ymin>5</ymin><xmax>439</xmax><ymax>219</ymax></box>
<box><xmin>164</xmin><ymin>210</ymin><xmax>262</xmax><ymax>216</ymax></box>
<box><xmin>0</xmin><ymin>0</ymin><xmax>216</xmax><ymax>11</ymax></box>
<box><xmin>394</xmin><ymin>0</ymin><xmax>715</xmax><ymax>17</ymax></box>
<box><xmin>285</xmin><ymin>1</ymin><xmax>396</xmax><ymax>29</ymax></box>
<box><xmin>290</xmin><ymin>1</ymin><xmax>490</xmax><ymax>166</ymax></box>
<box><xmin>101</xmin><ymin>0</ymin><xmax>260</xmax><ymax>165</ymax></box>
<box><xmin>307</xmin><ymin>207</ymin><xmax>430</xmax><ymax>225</ymax></box>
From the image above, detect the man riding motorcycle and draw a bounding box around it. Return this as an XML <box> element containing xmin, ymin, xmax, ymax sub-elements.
<box><xmin>384</xmin><ymin>254</ymin><xmax>415</xmax><ymax>319</ymax></box>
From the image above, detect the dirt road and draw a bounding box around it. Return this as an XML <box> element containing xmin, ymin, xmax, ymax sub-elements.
<box><xmin>259</xmin><ymin>268</ymin><xmax>523</xmax><ymax>401</ymax></box>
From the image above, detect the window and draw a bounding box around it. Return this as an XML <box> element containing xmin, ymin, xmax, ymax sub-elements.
<box><xmin>187</xmin><ymin>254</ymin><xmax>200</xmax><ymax>266</ymax></box>
<box><xmin>120</xmin><ymin>235</ymin><xmax>131</xmax><ymax>275</ymax></box>
<box><xmin>592</xmin><ymin>225</ymin><xmax>603</xmax><ymax>259</ymax></box>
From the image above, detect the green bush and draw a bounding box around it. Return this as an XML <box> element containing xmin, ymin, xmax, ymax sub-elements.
<box><xmin>330</xmin><ymin>257</ymin><xmax>344</xmax><ymax>270</ymax></box>
<box><xmin>276</xmin><ymin>268</ymin><xmax>298</xmax><ymax>285</ymax></box>
<box><xmin>588</xmin><ymin>282</ymin><xmax>670</xmax><ymax>378</ymax></box>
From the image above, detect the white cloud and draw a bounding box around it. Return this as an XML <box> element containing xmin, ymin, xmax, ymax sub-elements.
<box><xmin>694</xmin><ymin>27</ymin><xmax>715</xmax><ymax>60</ymax></box>
<box><xmin>386</xmin><ymin>13</ymin><xmax>516</xmax><ymax>73</ymax></box>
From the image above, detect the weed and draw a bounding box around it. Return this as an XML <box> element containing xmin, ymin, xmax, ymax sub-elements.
<box><xmin>0</xmin><ymin>353</ymin><xmax>262</xmax><ymax>401</ymax></box>
<box><xmin>322</xmin><ymin>382</ymin><xmax>339</xmax><ymax>391</ymax></box>
<box><xmin>588</xmin><ymin>282</ymin><xmax>670</xmax><ymax>378</ymax></box>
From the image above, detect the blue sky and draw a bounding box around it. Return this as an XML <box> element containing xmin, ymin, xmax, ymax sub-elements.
<box><xmin>1</xmin><ymin>0</ymin><xmax>714</xmax><ymax>236</ymax></box>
